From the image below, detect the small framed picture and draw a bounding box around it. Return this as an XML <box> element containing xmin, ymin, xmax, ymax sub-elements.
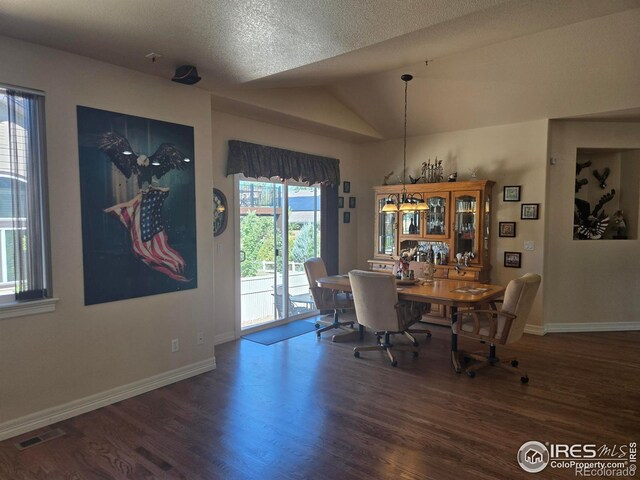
<box><xmin>521</xmin><ymin>203</ymin><xmax>540</xmax><ymax>220</ymax></box>
<box><xmin>343</xmin><ymin>211</ymin><xmax>351</xmax><ymax>224</ymax></box>
<box><xmin>499</xmin><ymin>222</ymin><xmax>516</xmax><ymax>237</ymax></box>
<box><xmin>338</xmin><ymin>197</ymin><xmax>344</xmax><ymax>208</ymax></box>
<box><xmin>504</xmin><ymin>251</ymin><xmax>522</xmax><ymax>268</ymax></box>
<box><xmin>503</xmin><ymin>185</ymin><xmax>521</xmax><ymax>202</ymax></box>
<box><xmin>349</xmin><ymin>196</ymin><xmax>356</xmax><ymax>208</ymax></box>
<box><xmin>343</xmin><ymin>181</ymin><xmax>351</xmax><ymax>193</ymax></box>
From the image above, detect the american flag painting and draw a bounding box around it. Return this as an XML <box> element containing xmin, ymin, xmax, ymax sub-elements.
<box><xmin>105</xmin><ymin>187</ymin><xmax>189</xmax><ymax>282</ymax></box>
<box><xmin>77</xmin><ymin>106</ymin><xmax>196</xmax><ymax>305</ymax></box>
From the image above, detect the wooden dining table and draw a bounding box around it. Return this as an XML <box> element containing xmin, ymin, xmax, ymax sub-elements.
<box><xmin>315</xmin><ymin>275</ymin><xmax>506</xmax><ymax>372</ymax></box>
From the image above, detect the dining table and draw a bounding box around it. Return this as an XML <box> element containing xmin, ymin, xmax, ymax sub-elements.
<box><xmin>315</xmin><ymin>275</ymin><xmax>506</xmax><ymax>372</ymax></box>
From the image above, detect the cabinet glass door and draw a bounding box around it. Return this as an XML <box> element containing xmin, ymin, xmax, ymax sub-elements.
<box><xmin>377</xmin><ymin>196</ymin><xmax>396</xmax><ymax>256</ymax></box>
<box><xmin>425</xmin><ymin>194</ymin><xmax>447</xmax><ymax>237</ymax></box>
<box><xmin>401</xmin><ymin>211</ymin><xmax>421</xmax><ymax>236</ymax></box>
<box><xmin>454</xmin><ymin>192</ymin><xmax>479</xmax><ymax>259</ymax></box>
<box><xmin>483</xmin><ymin>193</ymin><xmax>491</xmax><ymax>260</ymax></box>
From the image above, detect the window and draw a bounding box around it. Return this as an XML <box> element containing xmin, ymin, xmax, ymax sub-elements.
<box><xmin>0</xmin><ymin>85</ymin><xmax>53</xmax><ymax>312</ymax></box>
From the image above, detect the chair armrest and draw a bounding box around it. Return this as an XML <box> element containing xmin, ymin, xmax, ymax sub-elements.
<box><xmin>452</xmin><ymin>309</ymin><xmax>516</xmax><ymax>340</ymax></box>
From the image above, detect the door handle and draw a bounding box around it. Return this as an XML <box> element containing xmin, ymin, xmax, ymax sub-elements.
<box><xmin>240</xmin><ymin>250</ymin><xmax>246</xmax><ymax>262</ymax></box>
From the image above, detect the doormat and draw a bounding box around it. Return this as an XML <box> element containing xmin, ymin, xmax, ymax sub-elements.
<box><xmin>242</xmin><ymin>320</ymin><xmax>317</xmax><ymax>345</ymax></box>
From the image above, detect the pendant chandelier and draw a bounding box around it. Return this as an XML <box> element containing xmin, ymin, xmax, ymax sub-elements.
<box><xmin>381</xmin><ymin>74</ymin><xmax>428</xmax><ymax>213</ymax></box>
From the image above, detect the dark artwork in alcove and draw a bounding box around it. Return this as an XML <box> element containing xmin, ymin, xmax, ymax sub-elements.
<box><xmin>77</xmin><ymin>106</ymin><xmax>197</xmax><ymax>305</ymax></box>
<box><xmin>574</xmin><ymin>191</ymin><xmax>615</xmax><ymax>239</ymax></box>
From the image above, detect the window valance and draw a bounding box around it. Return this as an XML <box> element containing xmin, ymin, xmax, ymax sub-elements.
<box><xmin>226</xmin><ymin>140</ymin><xmax>340</xmax><ymax>186</ymax></box>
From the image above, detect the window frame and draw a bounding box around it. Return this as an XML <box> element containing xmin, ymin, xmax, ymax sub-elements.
<box><xmin>0</xmin><ymin>83</ymin><xmax>57</xmax><ymax>319</ymax></box>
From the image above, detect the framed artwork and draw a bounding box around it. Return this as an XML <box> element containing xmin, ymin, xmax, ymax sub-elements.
<box><xmin>349</xmin><ymin>196</ymin><xmax>356</xmax><ymax>208</ymax></box>
<box><xmin>521</xmin><ymin>203</ymin><xmax>540</xmax><ymax>220</ymax></box>
<box><xmin>504</xmin><ymin>251</ymin><xmax>522</xmax><ymax>268</ymax></box>
<box><xmin>77</xmin><ymin>106</ymin><xmax>197</xmax><ymax>305</ymax></box>
<box><xmin>343</xmin><ymin>181</ymin><xmax>351</xmax><ymax>193</ymax></box>
<box><xmin>499</xmin><ymin>222</ymin><xmax>516</xmax><ymax>237</ymax></box>
<box><xmin>343</xmin><ymin>211</ymin><xmax>351</xmax><ymax>224</ymax></box>
<box><xmin>338</xmin><ymin>196</ymin><xmax>344</xmax><ymax>208</ymax></box>
<box><xmin>503</xmin><ymin>185</ymin><xmax>521</xmax><ymax>202</ymax></box>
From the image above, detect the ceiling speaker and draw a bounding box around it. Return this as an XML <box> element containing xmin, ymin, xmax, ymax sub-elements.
<box><xmin>171</xmin><ymin>65</ymin><xmax>201</xmax><ymax>85</ymax></box>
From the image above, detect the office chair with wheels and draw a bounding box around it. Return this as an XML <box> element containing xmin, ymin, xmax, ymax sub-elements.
<box><xmin>349</xmin><ymin>270</ymin><xmax>430</xmax><ymax>367</ymax></box>
<box><xmin>304</xmin><ymin>258</ymin><xmax>356</xmax><ymax>337</ymax></box>
<box><xmin>453</xmin><ymin>273</ymin><xmax>541</xmax><ymax>383</ymax></box>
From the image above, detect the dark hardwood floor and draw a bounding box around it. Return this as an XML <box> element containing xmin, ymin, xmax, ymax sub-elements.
<box><xmin>1</xmin><ymin>322</ymin><xmax>639</xmax><ymax>479</ymax></box>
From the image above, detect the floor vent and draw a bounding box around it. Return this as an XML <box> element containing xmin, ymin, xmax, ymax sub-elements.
<box><xmin>15</xmin><ymin>428</ymin><xmax>66</xmax><ymax>450</ymax></box>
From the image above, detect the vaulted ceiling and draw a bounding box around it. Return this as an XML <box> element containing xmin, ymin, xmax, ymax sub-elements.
<box><xmin>1</xmin><ymin>0</ymin><xmax>639</xmax><ymax>141</ymax></box>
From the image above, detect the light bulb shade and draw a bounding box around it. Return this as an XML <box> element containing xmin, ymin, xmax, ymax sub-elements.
<box><xmin>415</xmin><ymin>200</ymin><xmax>429</xmax><ymax>211</ymax></box>
<box><xmin>399</xmin><ymin>201</ymin><xmax>416</xmax><ymax>212</ymax></box>
<box><xmin>381</xmin><ymin>200</ymin><xmax>398</xmax><ymax>213</ymax></box>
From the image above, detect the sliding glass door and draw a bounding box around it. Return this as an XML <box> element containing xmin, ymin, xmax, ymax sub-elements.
<box><xmin>239</xmin><ymin>179</ymin><xmax>321</xmax><ymax>330</ymax></box>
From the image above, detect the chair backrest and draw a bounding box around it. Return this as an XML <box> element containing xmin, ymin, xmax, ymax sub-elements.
<box><xmin>349</xmin><ymin>270</ymin><xmax>400</xmax><ymax>332</ymax></box>
<box><xmin>304</xmin><ymin>257</ymin><xmax>327</xmax><ymax>285</ymax></box>
<box><xmin>500</xmin><ymin>273</ymin><xmax>541</xmax><ymax>344</ymax></box>
<box><xmin>304</xmin><ymin>258</ymin><xmax>329</xmax><ymax>308</ymax></box>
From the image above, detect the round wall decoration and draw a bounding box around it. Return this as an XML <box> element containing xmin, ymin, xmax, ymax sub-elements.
<box><xmin>213</xmin><ymin>188</ymin><xmax>228</xmax><ymax>237</ymax></box>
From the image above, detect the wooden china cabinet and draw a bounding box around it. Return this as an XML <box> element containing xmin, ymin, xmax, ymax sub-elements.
<box><xmin>368</xmin><ymin>180</ymin><xmax>495</xmax><ymax>324</ymax></box>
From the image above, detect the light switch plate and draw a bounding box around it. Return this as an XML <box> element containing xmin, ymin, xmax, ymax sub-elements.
<box><xmin>524</xmin><ymin>241</ymin><xmax>535</xmax><ymax>251</ymax></box>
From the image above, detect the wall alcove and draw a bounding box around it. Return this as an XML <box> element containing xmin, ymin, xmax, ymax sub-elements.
<box><xmin>574</xmin><ymin>147</ymin><xmax>639</xmax><ymax>240</ymax></box>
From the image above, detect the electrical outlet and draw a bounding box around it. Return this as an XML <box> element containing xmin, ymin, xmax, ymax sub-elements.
<box><xmin>171</xmin><ymin>338</ymin><xmax>179</xmax><ymax>353</ymax></box>
<box><xmin>524</xmin><ymin>241</ymin><xmax>535</xmax><ymax>251</ymax></box>
<box><xmin>197</xmin><ymin>332</ymin><xmax>204</xmax><ymax>345</ymax></box>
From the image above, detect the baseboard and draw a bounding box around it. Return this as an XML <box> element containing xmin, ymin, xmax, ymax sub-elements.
<box><xmin>524</xmin><ymin>324</ymin><xmax>547</xmax><ymax>335</ymax></box>
<box><xmin>0</xmin><ymin>357</ymin><xmax>216</xmax><ymax>442</ymax></box>
<box><xmin>213</xmin><ymin>331</ymin><xmax>236</xmax><ymax>345</ymax></box>
<box><xmin>546</xmin><ymin>322</ymin><xmax>640</xmax><ymax>333</ymax></box>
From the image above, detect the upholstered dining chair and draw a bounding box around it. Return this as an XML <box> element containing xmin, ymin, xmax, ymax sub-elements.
<box><xmin>348</xmin><ymin>270</ymin><xmax>430</xmax><ymax>367</ymax></box>
<box><xmin>304</xmin><ymin>258</ymin><xmax>356</xmax><ymax>337</ymax></box>
<box><xmin>453</xmin><ymin>273</ymin><xmax>541</xmax><ymax>383</ymax></box>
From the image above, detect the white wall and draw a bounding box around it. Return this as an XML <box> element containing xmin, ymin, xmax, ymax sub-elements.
<box><xmin>211</xmin><ymin>110</ymin><xmax>360</xmax><ymax>344</ymax></box>
<box><xmin>619</xmin><ymin>150</ymin><xmax>640</xmax><ymax>239</ymax></box>
<box><xmin>546</xmin><ymin>121</ymin><xmax>640</xmax><ymax>328</ymax></box>
<box><xmin>0</xmin><ymin>36</ymin><xmax>214</xmax><ymax>432</ymax></box>
<box><xmin>357</xmin><ymin>120</ymin><xmax>549</xmax><ymax>327</ymax></box>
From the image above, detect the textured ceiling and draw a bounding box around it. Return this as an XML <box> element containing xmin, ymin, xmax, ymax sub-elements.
<box><xmin>1</xmin><ymin>0</ymin><xmax>639</xmax><ymax>139</ymax></box>
<box><xmin>0</xmin><ymin>0</ymin><xmax>505</xmax><ymax>86</ymax></box>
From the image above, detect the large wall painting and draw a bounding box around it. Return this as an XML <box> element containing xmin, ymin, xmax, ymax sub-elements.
<box><xmin>77</xmin><ymin>106</ymin><xmax>197</xmax><ymax>305</ymax></box>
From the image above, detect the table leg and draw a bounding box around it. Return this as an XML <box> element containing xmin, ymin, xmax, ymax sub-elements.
<box><xmin>450</xmin><ymin>305</ymin><xmax>461</xmax><ymax>373</ymax></box>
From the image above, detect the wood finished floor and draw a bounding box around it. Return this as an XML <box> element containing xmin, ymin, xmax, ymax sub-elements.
<box><xmin>1</xmin><ymin>323</ymin><xmax>639</xmax><ymax>480</ymax></box>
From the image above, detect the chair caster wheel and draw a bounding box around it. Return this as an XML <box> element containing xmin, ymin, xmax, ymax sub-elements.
<box><xmin>354</xmin><ymin>351</ymin><xmax>360</xmax><ymax>358</ymax></box>
<box><xmin>520</xmin><ymin>376</ymin><xmax>529</xmax><ymax>384</ymax></box>
<box><xmin>412</xmin><ymin>341</ymin><xmax>419</xmax><ymax>347</ymax></box>
<box><xmin>511</xmin><ymin>360</ymin><xmax>519</xmax><ymax>368</ymax></box>
<box><xmin>412</xmin><ymin>352</ymin><xmax>419</xmax><ymax>358</ymax></box>
<box><xmin>467</xmin><ymin>371</ymin><xmax>476</xmax><ymax>378</ymax></box>
<box><xmin>427</xmin><ymin>332</ymin><xmax>432</xmax><ymax>338</ymax></box>
<box><xmin>314</xmin><ymin>323</ymin><xmax>320</xmax><ymax>329</ymax></box>
<box><xmin>316</xmin><ymin>332</ymin><xmax>321</xmax><ymax>338</ymax></box>
<box><xmin>391</xmin><ymin>360</ymin><xmax>398</xmax><ymax>367</ymax></box>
